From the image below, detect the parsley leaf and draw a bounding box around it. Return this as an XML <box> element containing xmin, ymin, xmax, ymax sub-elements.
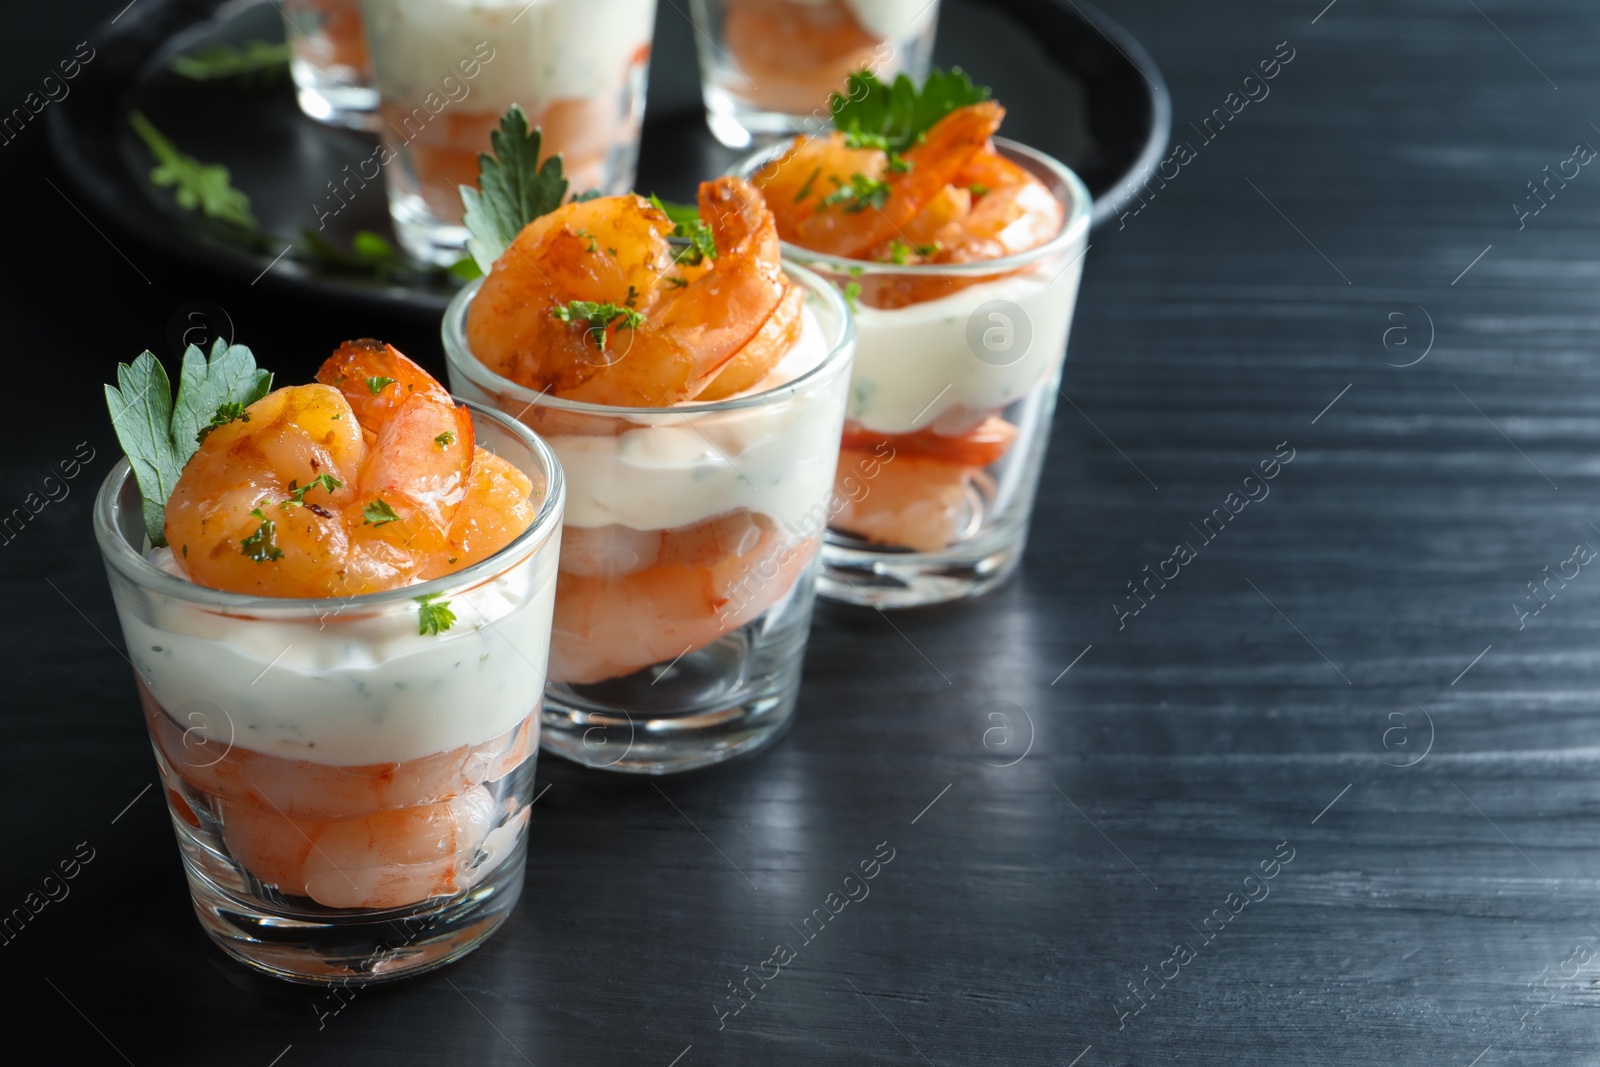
<box><xmin>648</xmin><ymin>196</ymin><xmax>701</xmax><ymax>227</ymax></box>
<box><xmin>551</xmin><ymin>301</ymin><xmax>645</xmax><ymax>351</ymax></box>
<box><xmin>416</xmin><ymin>592</ymin><xmax>457</xmax><ymax>636</ymax></box>
<box><xmin>106</xmin><ymin>338</ymin><xmax>274</xmax><ymax>545</ymax></box>
<box><xmin>461</xmin><ymin>104</ymin><xmax>572</xmax><ymax>273</ymax></box>
<box><xmin>298</xmin><ymin>228</ymin><xmax>429</xmax><ymax>283</ymax></box>
<box><xmin>366</xmin><ymin>375</ymin><xmax>395</xmax><ymax>395</ymax></box>
<box><xmin>648</xmin><ymin>195</ymin><xmax>718</xmax><ymax>266</ymax></box>
<box><xmin>842</xmin><ymin>280</ymin><xmax>863</xmax><ymax>311</ymax></box>
<box><xmin>363</xmin><ymin>499</ymin><xmax>400</xmax><ymax>526</ymax></box>
<box><xmin>448</xmin><ymin>256</ymin><xmax>483</xmax><ymax>281</ymax></box>
<box><xmin>830</xmin><ymin>67</ymin><xmax>991</xmax><ymax>154</ymax></box>
<box><xmin>129</xmin><ymin>112</ymin><xmax>256</xmax><ymax>230</ymax></box>
<box><xmin>283</xmin><ymin>473</ymin><xmax>341</xmax><ymax>507</ymax></box>
<box><xmin>168</xmin><ymin>41</ymin><xmax>290</xmax><ymax>85</ymax></box>
<box><xmin>240</xmin><ymin>508</ymin><xmax>284</xmax><ymax>563</ymax></box>
<box><xmin>435</xmin><ymin>431</ymin><xmax>455</xmax><ymax>448</ymax></box>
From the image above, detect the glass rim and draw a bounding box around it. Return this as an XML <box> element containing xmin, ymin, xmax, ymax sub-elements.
<box><xmin>93</xmin><ymin>398</ymin><xmax>566</xmax><ymax>612</ymax></box>
<box><xmin>442</xmin><ymin>258</ymin><xmax>857</xmax><ymax>418</ymax></box>
<box><xmin>728</xmin><ymin>135</ymin><xmax>1092</xmax><ymax>278</ymax></box>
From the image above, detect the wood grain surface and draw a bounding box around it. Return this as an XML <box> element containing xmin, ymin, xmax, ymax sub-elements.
<box><xmin>4</xmin><ymin>1</ymin><xmax>1599</xmax><ymax>1064</ymax></box>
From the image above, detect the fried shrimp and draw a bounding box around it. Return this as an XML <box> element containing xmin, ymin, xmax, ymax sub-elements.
<box><xmin>465</xmin><ymin>176</ymin><xmax>800</xmax><ymax>406</ymax></box>
<box><xmin>752</xmin><ymin>101</ymin><xmax>1064</xmax><ymax>307</ymax></box>
<box><xmin>166</xmin><ymin>341</ymin><xmax>530</xmax><ymax>596</ymax></box>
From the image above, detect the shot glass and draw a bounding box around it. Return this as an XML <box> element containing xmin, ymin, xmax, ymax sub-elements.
<box><xmin>361</xmin><ymin>0</ymin><xmax>658</xmax><ymax>265</ymax></box>
<box><xmin>281</xmin><ymin>0</ymin><xmax>378</xmax><ymax>128</ymax></box>
<box><xmin>444</xmin><ymin>264</ymin><xmax>854</xmax><ymax>773</ymax></box>
<box><xmin>735</xmin><ymin>138</ymin><xmax>1092</xmax><ymax>608</ymax></box>
<box><xmin>688</xmin><ymin>0</ymin><xmax>940</xmax><ymax>148</ymax></box>
<box><xmin>94</xmin><ymin>403</ymin><xmax>564</xmax><ymax>984</ymax></box>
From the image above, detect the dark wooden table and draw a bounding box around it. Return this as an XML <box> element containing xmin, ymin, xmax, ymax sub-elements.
<box><xmin>6</xmin><ymin>0</ymin><xmax>1599</xmax><ymax>1063</ymax></box>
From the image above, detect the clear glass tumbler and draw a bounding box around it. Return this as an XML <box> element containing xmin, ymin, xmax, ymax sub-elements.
<box><xmin>94</xmin><ymin>403</ymin><xmax>565</xmax><ymax>984</ymax></box>
<box><xmin>361</xmin><ymin>0</ymin><xmax>659</xmax><ymax>265</ymax></box>
<box><xmin>443</xmin><ymin>264</ymin><xmax>854</xmax><ymax>773</ymax></box>
<box><xmin>735</xmin><ymin>138</ymin><xmax>1092</xmax><ymax>608</ymax></box>
<box><xmin>688</xmin><ymin>0</ymin><xmax>940</xmax><ymax>148</ymax></box>
<box><xmin>282</xmin><ymin>0</ymin><xmax>378</xmax><ymax>128</ymax></box>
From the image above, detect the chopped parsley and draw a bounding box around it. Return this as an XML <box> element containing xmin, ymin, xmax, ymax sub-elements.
<box><xmin>575</xmin><ymin>227</ymin><xmax>597</xmax><ymax>252</ymax></box>
<box><xmin>240</xmin><ymin>508</ymin><xmax>284</xmax><ymax>563</ymax></box>
<box><xmin>817</xmin><ymin>173</ymin><xmax>890</xmax><ymax>214</ymax></box>
<box><xmin>366</xmin><ymin>375</ymin><xmax>395</xmax><ymax>395</ymax></box>
<box><xmin>196</xmin><ymin>400</ymin><xmax>250</xmax><ymax>444</ymax></box>
<box><xmin>283</xmin><ymin>473</ymin><xmax>341</xmax><ymax>507</ymax></box>
<box><xmin>665</xmin><ymin>276</ymin><xmax>688</xmax><ymax>289</ymax></box>
<box><xmin>884</xmin><ymin>240</ymin><xmax>940</xmax><ymax>265</ymax></box>
<box><xmin>969</xmin><ymin>183</ymin><xmax>990</xmax><ymax>197</ymax></box>
<box><xmin>648</xmin><ymin>195</ymin><xmax>718</xmax><ymax>267</ymax></box>
<box><xmin>435</xmin><ymin>431</ymin><xmax>455</xmax><ymax>448</ymax></box>
<box><xmin>551</xmin><ymin>300</ymin><xmax>645</xmax><ymax>352</ymax></box>
<box><xmin>363</xmin><ymin>498</ymin><xmax>400</xmax><ymax>526</ymax></box>
<box><xmin>794</xmin><ymin>167</ymin><xmax>822</xmax><ymax>203</ymax></box>
<box><xmin>842</xmin><ymin>281</ymin><xmax>863</xmax><ymax>311</ymax></box>
<box><xmin>416</xmin><ymin>593</ymin><xmax>457</xmax><ymax>636</ymax></box>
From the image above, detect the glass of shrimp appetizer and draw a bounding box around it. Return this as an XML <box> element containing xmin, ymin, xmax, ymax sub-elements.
<box><xmin>282</xmin><ymin>0</ymin><xmax>378</xmax><ymax>128</ymax></box>
<box><xmin>688</xmin><ymin>0</ymin><xmax>939</xmax><ymax>148</ymax></box>
<box><xmin>95</xmin><ymin>337</ymin><xmax>564</xmax><ymax>983</ymax></box>
<box><xmin>359</xmin><ymin>0</ymin><xmax>658</xmax><ymax>265</ymax></box>
<box><xmin>735</xmin><ymin>69</ymin><xmax>1092</xmax><ymax>608</ymax></box>
<box><xmin>443</xmin><ymin>157</ymin><xmax>853</xmax><ymax>772</ymax></box>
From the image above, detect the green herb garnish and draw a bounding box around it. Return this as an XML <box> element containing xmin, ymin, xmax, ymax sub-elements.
<box><xmin>794</xmin><ymin>167</ymin><xmax>821</xmax><ymax>203</ymax></box>
<box><xmin>649</xmin><ymin>195</ymin><xmax>718</xmax><ymax>266</ymax></box>
<box><xmin>842</xmin><ymin>281</ymin><xmax>863</xmax><ymax>311</ymax></box>
<box><xmin>366</xmin><ymin>375</ymin><xmax>395</xmax><ymax>395</ymax></box>
<box><xmin>106</xmin><ymin>339</ymin><xmax>274</xmax><ymax>545</ymax></box>
<box><xmin>830</xmin><ymin>67</ymin><xmax>991</xmax><ymax>155</ymax></box>
<box><xmin>363</xmin><ymin>498</ymin><xmax>400</xmax><ymax>526</ymax></box>
<box><xmin>817</xmin><ymin>173</ymin><xmax>890</xmax><ymax>214</ymax></box>
<box><xmin>197</xmin><ymin>400</ymin><xmax>250</xmax><ymax>444</ymax></box>
<box><xmin>435</xmin><ymin>431</ymin><xmax>455</xmax><ymax>448</ymax></box>
<box><xmin>283</xmin><ymin>473</ymin><xmax>341</xmax><ymax>507</ymax></box>
<box><xmin>551</xmin><ymin>300</ymin><xmax>645</xmax><ymax>351</ymax></box>
<box><xmin>461</xmin><ymin>105</ymin><xmax>574</xmax><ymax>273</ymax></box>
<box><xmin>416</xmin><ymin>593</ymin><xmax>457</xmax><ymax>636</ymax></box>
<box><xmin>130</xmin><ymin>112</ymin><xmax>256</xmax><ymax>229</ymax></box>
<box><xmin>298</xmin><ymin>228</ymin><xmax>430</xmax><ymax>283</ymax></box>
<box><xmin>884</xmin><ymin>240</ymin><xmax>939</xmax><ymax>265</ymax></box>
<box><xmin>968</xmin><ymin>183</ymin><xmax>989</xmax><ymax>197</ymax></box>
<box><xmin>168</xmin><ymin>41</ymin><xmax>290</xmax><ymax>85</ymax></box>
<box><xmin>240</xmin><ymin>508</ymin><xmax>284</xmax><ymax>563</ymax></box>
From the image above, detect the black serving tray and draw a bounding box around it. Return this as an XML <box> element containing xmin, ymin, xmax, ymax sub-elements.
<box><xmin>48</xmin><ymin>0</ymin><xmax>1168</xmax><ymax>319</ymax></box>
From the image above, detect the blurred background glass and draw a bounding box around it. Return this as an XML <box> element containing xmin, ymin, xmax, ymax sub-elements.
<box><xmin>688</xmin><ymin>0</ymin><xmax>940</xmax><ymax>148</ymax></box>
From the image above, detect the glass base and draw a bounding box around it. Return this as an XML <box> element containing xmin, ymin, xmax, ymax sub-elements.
<box><xmin>818</xmin><ymin>513</ymin><xmax>1027</xmax><ymax>609</ymax></box>
<box><xmin>291</xmin><ymin>64</ymin><xmax>377</xmax><ymax>130</ymax></box>
<box><xmin>391</xmin><ymin>190</ymin><xmax>471</xmax><ymax>267</ymax></box>
<box><xmin>185</xmin><ymin>835</ymin><xmax>525</xmax><ymax>985</ymax></box>
<box><xmin>541</xmin><ymin>584</ymin><xmax>812</xmax><ymax>774</ymax></box>
<box><xmin>701</xmin><ymin>83</ymin><xmax>820</xmax><ymax>149</ymax></box>
<box><xmin>543</xmin><ymin>654</ymin><xmax>801</xmax><ymax>774</ymax></box>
